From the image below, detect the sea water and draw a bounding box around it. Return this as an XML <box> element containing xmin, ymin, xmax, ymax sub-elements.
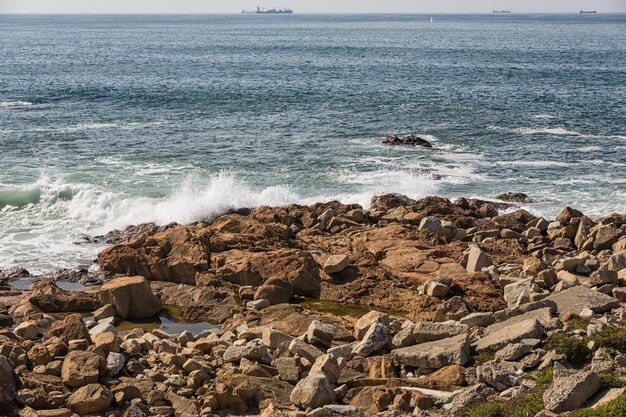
<box><xmin>0</xmin><ymin>13</ymin><xmax>624</xmax><ymax>273</ymax></box>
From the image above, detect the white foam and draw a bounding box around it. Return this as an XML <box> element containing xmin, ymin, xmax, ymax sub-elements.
<box><xmin>490</xmin><ymin>125</ymin><xmax>625</xmax><ymax>140</ymax></box>
<box><xmin>0</xmin><ymin>101</ymin><xmax>33</xmax><ymax>108</ymax></box>
<box><xmin>514</xmin><ymin>127</ymin><xmax>581</xmax><ymax>136</ymax></box>
<box><xmin>532</xmin><ymin>114</ymin><xmax>557</xmax><ymax>119</ymax></box>
<box><xmin>495</xmin><ymin>160</ymin><xmax>572</xmax><ymax>168</ymax></box>
<box><xmin>576</xmin><ymin>146</ymin><xmax>602</xmax><ymax>152</ymax></box>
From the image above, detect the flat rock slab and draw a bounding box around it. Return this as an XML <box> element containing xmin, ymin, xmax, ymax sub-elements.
<box><xmin>474</xmin><ymin>318</ymin><xmax>544</xmax><ymax>352</ymax></box>
<box><xmin>392</xmin><ymin>334</ymin><xmax>470</xmax><ymax>370</ymax></box>
<box><xmin>485</xmin><ymin>307</ymin><xmax>555</xmax><ymax>336</ymax></box>
<box><xmin>543</xmin><ymin>371</ymin><xmax>602</xmax><ymax>413</ymax></box>
<box><xmin>545</xmin><ymin>286</ymin><xmax>620</xmax><ymax>314</ymax></box>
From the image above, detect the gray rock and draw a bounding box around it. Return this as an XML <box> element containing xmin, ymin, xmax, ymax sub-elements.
<box><xmin>466</xmin><ymin>246</ymin><xmax>492</xmax><ymax>272</ymax></box>
<box><xmin>0</xmin><ymin>356</ymin><xmax>16</xmax><ymax>403</ymax></box>
<box><xmin>460</xmin><ymin>312</ymin><xmax>495</xmax><ymax>328</ymax></box>
<box><xmin>289</xmin><ymin>338</ymin><xmax>324</xmax><ymax>363</ymax></box>
<box><xmin>608</xmin><ymin>250</ymin><xmax>626</xmax><ymax>271</ymax></box>
<box><xmin>105</xmin><ymin>352</ymin><xmax>125</xmax><ymax>376</ymax></box>
<box><xmin>588</xmin><ymin>269</ymin><xmax>618</xmax><ymax>287</ymax></box>
<box><xmin>392</xmin><ymin>333</ymin><xmax>470</xmax><ymax>370</ymax></box>
<box><xmin>543</xmin><ymin>371</ymin><xmax>602</xmax><ymax>413</ymax></box>
<box><xmin>503</xmin><ymin>279</ymin><xmax>535</xmax><ymax>308</ymax></box>
<box><xmin>474</xmin><ymin>318</ymin><xmax>544</xmax><ymax>352</ymax></box>
<box><xmin>223</xmin><ymin>343</ymin><xmax>268</xmax><ymax>364</ymax></box>
<box><xmin>304</xmin><ymin>320</ymin><xmax>335</xmax><ymax>348</ymax></box>
<box><xmin>246</xmin><ymin>299</ymin><xmax>270</xmax><ymax>310</ymax></box>
<box><xmin>477</xmin><ymin>362</ymin><xmax>516</xmax><ymax>391</ymax></box>
<box><xmin>545</xmin><ymin>285</ymin><xmax>620</xmax><ymax>314</ymax></box>
<box><xmin>392</xmin><ymin>321</ymin><xmax>416</xmax><ymax>348</ymax></box>
<box><xmin>328</xmin><ymin>344</ymin><xmax>353</xmax><ymax>361</ymax></box>
<box><xmin>445</xmin><ymin>384</ymin><xmax>496</xmax><ymax>415</ymax></box>
<box><xmin>88</xmin><ymin>323</ymin><xmax>115</xmax><ymax>336</ymax></box>
<box><xmin>290</xmin><ymin>373</ymin><xmax>336</xmax><ymax>409</ymax></box>
<box><xmin>419</xmin><ymin>216</ymin><xmax>442</xmax><ymax>235</ymax></box>
<box><xmin>354</xmin><ymin>311</ymin><xmax>389</xmax><ymax>340</ymax></box>
<box><xmin>262</xmin><ymin>328</ymin><xmax>294</xmax><ymax>350</ymax></box>
<box><xmin>424</xmin><ymin>280</ymin><xmax>449</xmax><ymax>298</ymax></box>
<box><xmin>413</xmin><ymin>321</ymin><xmax>468</xmax><ymax>344</ymax></box>
<box><xmin>352</xmin><ymin>322</ymin><xmax>388</xmax><ymax>357</ymax></box>
<box><xmin>274</xmin><ymin>356</ymin><xmax>301</xmax><ymax>384</ymax></box>
<box><xmin>495</xmin><ymin>342</ymin><xmax>533</xmax><ymax>362</ymax></box>
<box><xmin>310</xmin><ymin>355</ymin><xmax>340</xmax><ymax>384</ymax></box>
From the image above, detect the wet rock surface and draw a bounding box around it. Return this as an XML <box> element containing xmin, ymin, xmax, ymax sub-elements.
<box><xmin>0</xmin><ymin>194</ymin><xmax>624</xmax><ymax>416</ymax></box>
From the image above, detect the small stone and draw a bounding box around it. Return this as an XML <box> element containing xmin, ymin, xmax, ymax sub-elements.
<box><xmin>323</xmin><ymin>255</ymin><xmax>350</xmax><ymax>274</ymax></box>
<box><xmin>466</xmin><ymin>246</ymin><xmax>492</xmax><ymax>272</ymax></box>
<box><xmin>352</xmin><ymin>322</ymin><xmax>388</xmax><ymax>357</ymax></box>
<box><xmin>290</xmin><ymin>373</ymin><xmax>336</xmax><ymax>409</ymax></box>
<box><xmin>67</xmin><ymin>384</ymin><xmax>112</xmax><ymax>415</ymax></box>
<box><xmin>93</xmin><ymin>304</ymin><xmax>116</xmax><ymax>321</ymax></box>
<box><xmin>14</xmin><ymin>322</ymin><xmax>40</xmax><ymax>340</ymax></box>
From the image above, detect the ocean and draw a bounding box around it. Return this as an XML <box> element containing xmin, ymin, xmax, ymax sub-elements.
<box><xmin>0</xmin><ymin>13</ymin><xmax>625</xmax><ymax>274</ymax></box>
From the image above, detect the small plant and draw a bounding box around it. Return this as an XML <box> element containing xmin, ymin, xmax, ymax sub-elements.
<box><xmin>473</xmin><ymin>351</ymin><xmax>496</xmax><ymax>365</ymax></box>
<box><xmin>460</xmin><ymin>402</ymin><xmax>504</xmax><ymax>417</ymax></box>
<box><xmin>593</xmin><ymin>326</ymin><xmax>626</xmax><ymax>354</ymax></box>
<box><xmin>599</xmin><ymin>372</ymin><xmax>626</xmax><ymax>388</ymax></box>
<box><xmin>534</xmin><ymin>367</ymin><xmax>554</xmax><ymax>385</ymax></box>
<box><xmin>570</xmin><ymin>394</ymin><xmax>626</xmax><ymax>417</ymax></box>
<box><xmin>459</xmin><ymin>392</ymin><xmax>543</xmax><ymax>417</ymax></box>
<box><xmin>568</xmin><ymin>317</ymin><xmax>590</xmax><ymax>331</ymax></box>
<box><xmin>506</xmin><ymin>392</ymin><xmax>543</xmax><ymax>417</ymax></box>
<box><xmin>545</xmin><ymin>333</ymin><xmax>591</xmax><ymax>367</ymax></box>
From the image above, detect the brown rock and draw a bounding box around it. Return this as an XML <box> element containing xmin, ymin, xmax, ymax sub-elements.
<box><xmin>98</xmin><ymin>224</ymin><xmax>211</xmax><ymax>284</ymax></box>
<box><xmin>28</xmin><ymin>281</ymin><xmax>100</xmax><ymax>312</ymax></box>
<box><xmin>61</xmin><ymin>350</ymin><xmax>105</xmax><ymax>387</ymax></box>
<box><xmin>66</xmin><ymin>383</ymin><xmax>112</xmax><ymax>415</ymax></box>
<box><xmin>100</xmin><ymin>276</ymin><xmax>161</xmax><ymax>319</ymax></box>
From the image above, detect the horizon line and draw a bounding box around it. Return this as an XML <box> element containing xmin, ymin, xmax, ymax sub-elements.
<box><xmin>0</xmin><ymin>11</ymin><xmax>622</xmax><ymax>15</ymax></box>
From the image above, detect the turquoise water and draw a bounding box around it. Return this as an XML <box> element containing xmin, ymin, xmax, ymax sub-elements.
<box><xmin>0</xmin><ymin>14</ymin><xmax>625</xmax><ymax>273</ymax></box>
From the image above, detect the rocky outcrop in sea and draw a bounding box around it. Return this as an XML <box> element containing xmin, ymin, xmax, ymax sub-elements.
<box><xmin>0</xmin><ymin>193</ymin><xmax>625</xmax><ymax>417</ymax></box>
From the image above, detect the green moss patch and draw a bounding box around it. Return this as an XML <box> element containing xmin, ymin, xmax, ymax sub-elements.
<box><xmin>545</xmin><ymin>333</ymin><xmax>591</xmax><ymax>367</ymax></box>
<box><xmin>570</xmin><ymin>394</ymin><xmax>626</xmax><ymax>417</ymax></box>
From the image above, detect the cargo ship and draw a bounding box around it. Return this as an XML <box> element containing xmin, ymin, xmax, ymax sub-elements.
<box><xmin>242</xmin><ymin>6</ymin><xmax>293</xmax><ymax>14</ymax></box>
<box><xmin>492</xmin><ymin>9</ymin><xmax>511</xmax><ymax>13</ymax></box>
<box><xmin>579</xmin><ymin>9</ymin><xmax>597</xmax><ymax>13</ymax></box>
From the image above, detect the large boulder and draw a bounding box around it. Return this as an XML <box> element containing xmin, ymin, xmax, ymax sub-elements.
<box><xmin>99</xmin><ymin>276</ymin><xmax>161</xmax><ymax>319</ymax></box>
<box><xmin>48</xmin><ymin>313</ymin><xmax>92</xmax><ymax>343</ymax></box>
<box><xmin>543</xmin><ymin>371</ymin><xmax>602</xmax><ymax>413</ymax></box>
<box><xmin>98</xmin><ymin>224</ymin><xmax>211</xmax><ymax>284</ymax></box>
<box><xmin>474</xmin><ymin>318</ymin><xmax>544</xmax><ymax>352</ymax></box>
<box><xmin>62</xmin><ymin>350</ymin><xmax>105</xmax><ymax>387</ymax></box>
<box><xmin>290</xmin><ymin>373</ymin><xmax>336</xmax><ymax>409</ymax></box>
<box><xmin>392</xmin><ymin>334</ymin><xmax>470</xmax><ymax>370</ymax></box>
<box><xmin>0</xmin><ymin>355</ymin><xmax>16</xmax><ymax>404</ymax></box>
<box><xmin>214</xmin><ymin>249</ymin><xmax>321</xmax><ymax>298</ymax></box>
<box><xmin>28</xmin><ymin>281</ymin><xmax>100</xmax><ymax>312</ymax></box>
<box><xmin>545</xmin><ymin>286</ymin><xmax>620</xmax><ymax>314</ymax></box>
<box><xmin>66</xmin><ymin>384</ymin><xmax>112</xmax><ymax>415</ymax></box>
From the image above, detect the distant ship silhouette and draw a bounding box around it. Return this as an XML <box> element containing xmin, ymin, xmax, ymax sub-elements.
<box><xmin>242</xmin><ymin>6</ymin><xmax>293</xmax><ymax>14</ymax></box>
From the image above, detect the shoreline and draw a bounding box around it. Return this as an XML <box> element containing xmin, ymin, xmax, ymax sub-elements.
<box><xmin>0</xmin><ymin>192</ymin><xmax>625</xmax><ymax>416</ymax></box>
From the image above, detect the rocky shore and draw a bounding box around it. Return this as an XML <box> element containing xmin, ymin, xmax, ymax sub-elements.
<box><xmin>0</xmin><ymin>193</ymin><xmax>625</xmax><ymax>417</ymax></box>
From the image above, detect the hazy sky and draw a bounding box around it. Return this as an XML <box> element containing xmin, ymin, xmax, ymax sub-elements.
<box><xmin>1</xmin><ymin>0</ymin><xmax>625</xmax><ymax>14</ymax></box>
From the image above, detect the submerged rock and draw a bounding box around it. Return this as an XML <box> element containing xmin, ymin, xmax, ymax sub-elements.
<box><xmin>382</xmin><ymin>133</ymin><xmax>433</xmax><ymax>147</ymax></box>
